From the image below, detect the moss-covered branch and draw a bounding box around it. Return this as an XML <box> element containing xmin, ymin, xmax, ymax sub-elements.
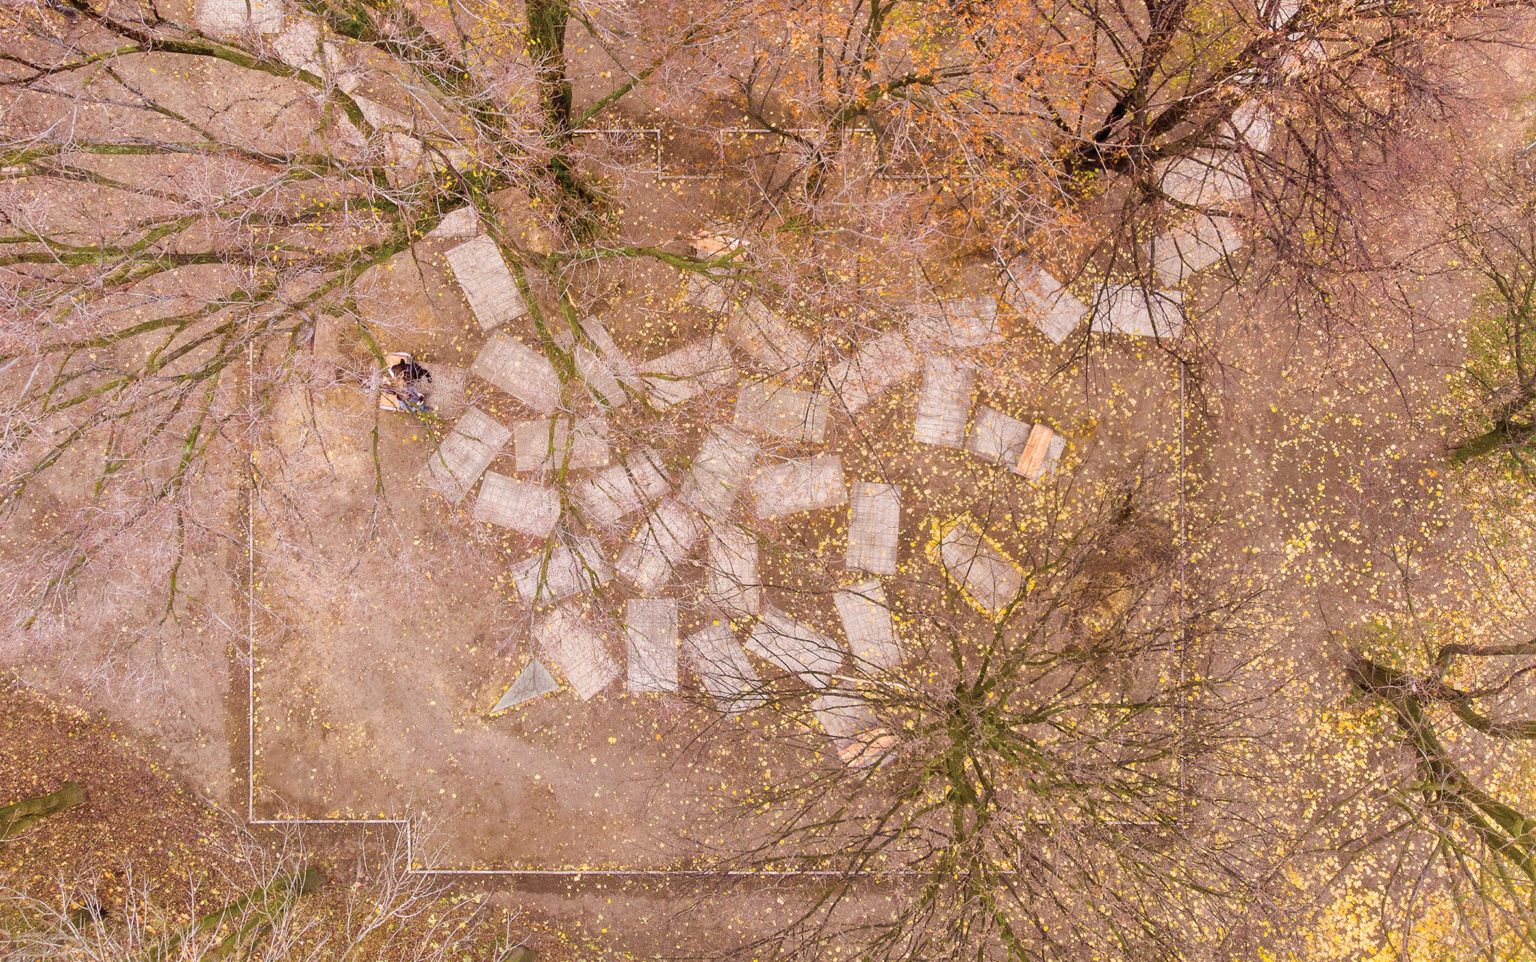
<box><xmin>0</xmin><ymin>782</ymin><xmax>88</xmax><ymax>839</ymax></box>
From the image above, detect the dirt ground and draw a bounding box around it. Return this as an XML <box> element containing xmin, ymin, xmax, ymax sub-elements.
<box><xmin>248</xmin><ymin>168</ymin><xmax>1184</xmax><ymax>871</ymax></box>
<box><xmin>9</xmin><ymin>7</ymin><xmax>1536</xmax><ymax>959</ymax></box>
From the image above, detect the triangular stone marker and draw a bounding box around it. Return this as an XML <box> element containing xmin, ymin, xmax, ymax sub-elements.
<box><xmin>491</xmin><ymin>660</ymin><xmax>558</xmax><ymax>713</ymax></box>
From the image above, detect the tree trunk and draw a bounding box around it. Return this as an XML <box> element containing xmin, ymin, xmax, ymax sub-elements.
<box><xmin>147</xmin><ymin>866</ymin><xmax>323</xmax><ymax>962</ymax></box>
<box><xmin>1347</xmin><ymin>655</ymin><xmax>1536</xmax><ymax>881</ymax></box>
<box><xmin>525</xmin><ymin>0</ymin><xmax>605</xmax><ymax>232</ymax></box>
<box><xmin>0</xmin><ymin>781</ymin><xmax>87</xmax><ymax>839</ymax></box>
<box><xmin>527</xmin><ymin>0</ymin><xmax>573</xmax><ymax>136</ymax></box>
<box><xmin>1452</xmin><ymin>419</ymin><xmax>1536</xmax><ymax>464</ymax></box>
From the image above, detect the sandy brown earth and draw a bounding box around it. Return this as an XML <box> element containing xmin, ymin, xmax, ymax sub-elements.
<box><xmin>248</xmin><ymin>168</ymin><xmax>1184</xmax><ymax>871</ymax></box>
<box><xmin>0</xmin><ymin>679</ymin><xmax>239</xmax><ymax>902</ymax></box>
<box><xmin>8</xmin><ymin>6</ymin><xmax>1536</xmax><ymax>959</ymax></box>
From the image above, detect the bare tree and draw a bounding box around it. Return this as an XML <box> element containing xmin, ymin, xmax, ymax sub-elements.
<box><xmin>693</xmin><ymin>0</ymin><xmax>1524</xmax><ymax>368</ymax></box>
<box><xmin>0</xmin><ymin>781</ymin><xmax>86</xmax><ymax>840</ymax></box>
<box><xmin>1346</xmin><ymin>628</ymin><xmax>1536</xmax><ymax>959</ymax></box>
<box><xmin>0</xmin><ymin>817</ymin><xmax>527</xmax><ymax>962</ymax></box>
<box><xmin>673</xmin><ymin>471</ymin><xmax>1280</xmax><ymax>962</ymax></box>
<box><xmin>0</xmin><ymin>0</ymin><xmax>724</xmax><ymax>626</ymax></box>
<box><xmin>1445</xmin><ymin>153</ymin><xmax>1536</xmax><ymax>469</ymax></box>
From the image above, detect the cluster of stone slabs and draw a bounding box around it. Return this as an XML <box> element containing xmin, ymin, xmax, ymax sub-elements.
<box><xmin>415</xmin><ymin>236</ymin><xmax>1132</xmax><ymax>765</ymax></box>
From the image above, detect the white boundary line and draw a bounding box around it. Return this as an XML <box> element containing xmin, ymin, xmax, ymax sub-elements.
<box><xmin>241</xmin><ymin>294</ymin><xmax>1191</xmax><ymax>880</ymax></box>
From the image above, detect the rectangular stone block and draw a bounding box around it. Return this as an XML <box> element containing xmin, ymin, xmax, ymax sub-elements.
<box><xmin>445</xmin><ymin>235</ymin><xmax>528</xmax><ymax>330</ymax></box>
<box><xmin>684</xmin><ymin>275</ymin><xmax>732</xmax><ymax>314</ymax></box>
<box><xmin>470</xmin><ymin>332</ymin><xmax>560</xmax><ymax>413</ymax></box>
<box><xmin>723</xmin><ymin>298</ymin><xmax>813</xmax><ymax>374</ymax></box>
<box><xmin>472</xmin><ymin>471</ymin><xmax>560</xmax><ymax>537</ymax></box>
<box><xmin>1149</xmin><ymin>216</ymin><xmax>1244</xmax><ymax>287</ymax></box>
<box><xmin>196</xmin><ymin>0</ymin><xmax>284</xmax><ymax>36</ymax></box>
<box><xmin>1003</xmin><ymin>264</ymin><xmax>1088</xmax><ymax>345</ymax></box>
<box><xmin>752</xmin><ymin>455</ymin><xmax>847</xmax><ymax>520</ymax></box>
<box><xmin>678</xmin><ymin>427</ymin><xmax>760</xmax><ymax>519</ymax></box>
<box><xmin>491</xmin><ymin>660</ymin><xmax>558</xmax><ymax>712</ymax></box>
<box><xmin>1155</xmin><ymin>150</ymin><xmax>1250</xmax><ymax>208</ymax></box>
<box><xmin>913</xmin><ymin>356</ymin><xmax>975</xmax><ymax>448</ymax></box>
<box><xmin>513</xmin><ymin>417</ymin><xmax>610</xmax><ymax>473</ymax></box>
<box><xmin>966</xmin><ymin>406</ymin><xmax>1033</xmax><ymax>467</ymax></box>
<box><xmin>746</xmin><ymin>608</ymin><xmax>847</xmax><ymax>688</ymax></box>
<box><xmin>615</xmin><ymin>500</ymin><xmax>704</xmax><ymax>594</ymax></box>
<box><xmin>825</xmin><ymin>329</ymin><xmax>919</xmax><ymax>414</ymax></box>
<box><xmin>682</xmin><ymin>625</ymin><xmax>763</xmax><ymax>715</ymax></box>
<box><xmin>420</xmin><ymin>407</ymin><xmax>511</xmax><ymax>503</ymax></box>
<box><xmin>573</xmin><ymin>447</ymin><xmax>671</xmax><ymax>525</ymax></box>
<box><xmin>906</xmin><ymin>295</ymin><xmax>1001</xmax><ymax>349</ymax></box>
<box><xmin>705</xmin><ymin>524</ymin><xmax>761</xmax><ymax>616</ymax></box>
<box><xmin>626</xmin><ymin>598</ymin><xmax>679</xmax><ymax>694</ymax></box>
<box><xmin>1090</xmin><ymin>285</ymin><xmax>1184</xmax><ymax>339</ymax></box>
<box><xmin>733</xmin><ymin>380</ymin><xmax>830</xmax><ymax>444</ymax></box>
<box><xmin>929</xmin><ymin>517</ymin><xmax>1023</xmax><ymax>617</ymax></box>
<box><xmin>640</xmin><ymin>336</ymin><xmax>737</xmax><ymax>410</ymax></box>
<box><xmin>511</xmin><ymin>536</ymin><xmax>612</xmax><ymax>605</ymax></box>
<box><xmin>846</xmin><ymin>481</ymin><xmax>900</xmax><ymax>576</ymax></box>
<box><xmin>834</xmin><ymin>579</ymin><xmax>902</xmax><ymax>673</ymax></box>
<box><xmin>536</xmin><ymin>606</ymin><xmax>619</xmax><ymax>701</ymax></box>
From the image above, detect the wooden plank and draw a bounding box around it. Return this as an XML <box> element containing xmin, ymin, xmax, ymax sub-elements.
<box><xmin>445</xmin><ymin>235</ymin><xmax>527</xmax><ymax>330</ymax></box>
<box><xmin>1014</xmin><ymin>425</ymin><xmax>1067</xmax><ymax>482</ymax></box>
<box><xmin>626</xmin><ymin>599</ymin><xmax>679</xmax><ymax>694</ymax></box>
<box><xmin>811</xmin><ymin>689</ymin><xmax>895</xmax><ymax>765</ymax></box>
<box><xmin>838</xmin><ymin>729</ymin><xmax>896</xmax><ymax>768</ymax></box>
<box><xmin>1014</xmin><ymin>424</ymin><xmax>1054</xmax><ymax>481</ymax></box>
